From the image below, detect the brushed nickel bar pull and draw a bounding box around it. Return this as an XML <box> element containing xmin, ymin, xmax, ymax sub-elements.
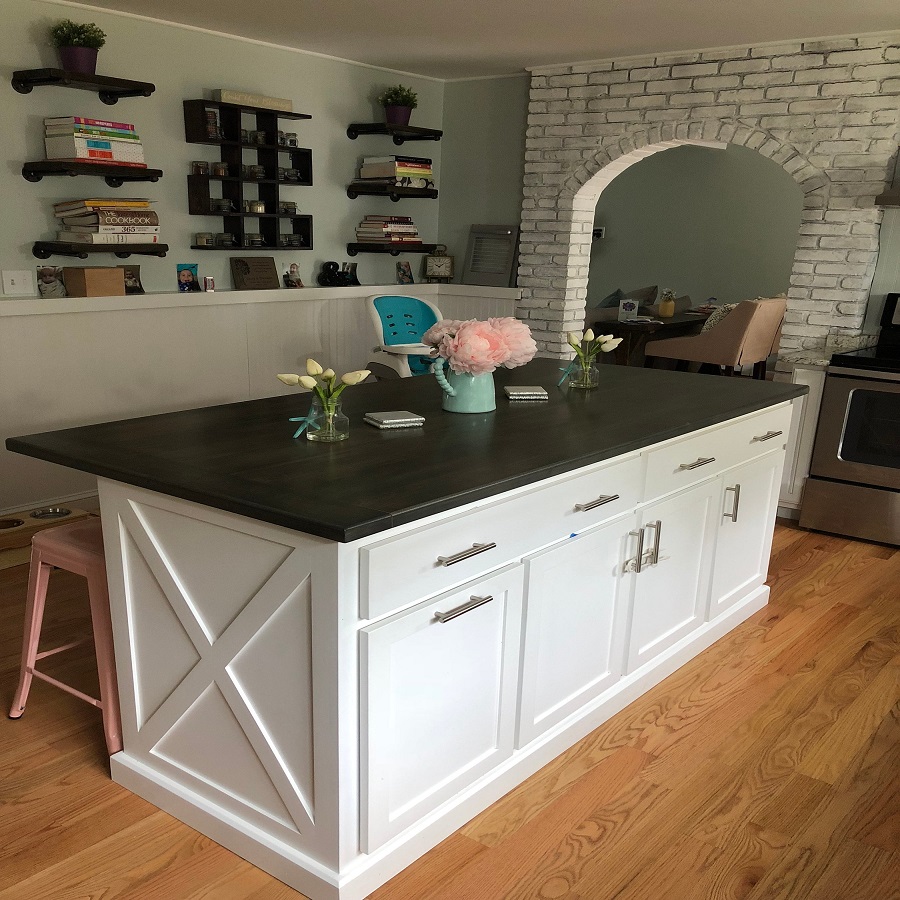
<box><xmin>646</xmin><ymin>520</ymin><xmax>662</xmax><ymax>565</ymax></box>
<box><xmin>679</xmin><ymin>457</ymin><xmax>716</xmax><ymax>470</ymax></box>
<box><xmin>574</xmin><ymin>493</ymin><xmax>620</xmax><ymax>512</ymax></box>
<box><xmin>629</xmin><ymin>528</ymin><xmax>645</xmax><ymax>574</ymax></box>
<box><xmin>434</xmin><ymin>595</ymin><xmax>493</xmax><ymax>623</ymax></box>
<box><xmin>724</xmin><ymin>484</ymin><xmax>741</xmax><ymax>522</ymax></box>
<box><xmin>753</xmin><ymin>430</ymin><xmax>783</xmax><ymax>442</ymax></box>
<box><xmin>436</xmin><ymin>542</ymin><xmax>497</xmax><ymax>567</ymax></box>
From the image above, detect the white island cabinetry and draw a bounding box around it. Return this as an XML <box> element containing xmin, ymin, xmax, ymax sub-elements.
<box><xmin>99</xmin><ymin>398</ymin><xmax>796</xmax><ymax>900</ymax></box>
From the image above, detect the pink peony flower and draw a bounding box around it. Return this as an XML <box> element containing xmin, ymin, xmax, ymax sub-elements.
<box><xmin>425</xmin><ymin>316</ymin><xmax>536</xmax><ymax>375</ymax></box>
<box><xmin>444</xmin><ymin>320</ymin><xmax>510</xmax><ymax>375</ymax></box>
<box><xmin>423</xmin><ymin>319</ymin><xmax>465</xmax><ymax>347</ymax></box>
<box><xmin>488</xmin><ymin>317</ymin><xmax>537</xmax><ymax>368</ymax></box>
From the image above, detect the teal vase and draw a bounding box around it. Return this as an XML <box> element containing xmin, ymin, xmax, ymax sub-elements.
<box><xmin>432</xmin><ymin>359</ymin><xmax>496</xmax><ymax>413</ymax></box>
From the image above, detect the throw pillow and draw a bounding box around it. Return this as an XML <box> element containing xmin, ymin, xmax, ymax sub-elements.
<box><xmin>701</xmin><ymin>303</ymin><xmax>737</xmax><ymax>332</ymax></box>
<box><xmin>592</xmin><ymin>287</ymin><xmax>625</xmax><ymax>309</ymax></box>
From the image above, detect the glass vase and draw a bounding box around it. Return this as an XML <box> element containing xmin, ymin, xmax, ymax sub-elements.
<box><xmin>568</xmin><ymin>358</ymin><xmax>600</xmax><ymax>390</ymax></box>
<box><xmin>307</xmin><ymin>396</ymin><xmax>350</xmax><ymax>442</ymax></box>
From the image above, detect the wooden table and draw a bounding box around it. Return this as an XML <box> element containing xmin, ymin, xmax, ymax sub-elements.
<box><xmin>594</xmin><ymin>311</ymin><xmax>711</xmax><ymax>366</ymax></box>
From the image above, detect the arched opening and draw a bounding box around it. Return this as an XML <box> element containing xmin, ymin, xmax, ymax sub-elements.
<box><xmin>517</xmin><ymin>123</ymin><xmax>837</xmax><ymax>358</ymax></box>
<box><xmin>585</xmin><ymin>143</ymin><xmax>804</xmax><ymax>318</ymax></box>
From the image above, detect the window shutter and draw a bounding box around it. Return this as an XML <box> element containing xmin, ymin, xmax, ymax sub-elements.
<box><xmin>461</xmin><ymin>225</ymin><xmax>520</xmax><ymax>287</ymax></box>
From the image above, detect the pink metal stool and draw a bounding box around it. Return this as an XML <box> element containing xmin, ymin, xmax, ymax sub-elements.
<box><xmin>8</xmin><ymin>517</ymin><xmax>123</xmax><ymax>755</ymax></box>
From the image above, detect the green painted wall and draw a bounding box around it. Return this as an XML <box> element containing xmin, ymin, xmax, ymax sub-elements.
<box><xmin>587</xmin><ymin>144</ymin><xmax>804</xmax><ymax>308</ymax></box>
<box><xmin>438</xmin><ymin>76</ymin><xmax>529</xmax><ymax>278</ymax></box>
<box><xmin>0</xmin><ymin>0</ymin><xmax>444</xmax><ymax>292</ymax></box>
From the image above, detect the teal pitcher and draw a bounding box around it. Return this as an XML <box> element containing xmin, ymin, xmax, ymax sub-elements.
<box><xmin>432</xmin><ymin>359</ymin><xmax>496</xmax><ymax>413</ymax></box>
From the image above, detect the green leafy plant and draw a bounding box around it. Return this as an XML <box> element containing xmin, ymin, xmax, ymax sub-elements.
<box><xmin>377</xmin><ymin>84</ymin><xmax>418</xmax><ymax>109</ymax></box>
<box><xmin>50</xmin><ymin>20</ymin><xmax>107</xmax><ymax>49</ymax></box>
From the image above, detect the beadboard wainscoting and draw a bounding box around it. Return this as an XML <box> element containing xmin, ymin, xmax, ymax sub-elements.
<box><xmin>0</xmin><ymin>285</ymin><xmax>518</xmax><ymax>514</ymax></box>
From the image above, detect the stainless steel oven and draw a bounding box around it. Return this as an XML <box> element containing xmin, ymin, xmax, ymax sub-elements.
<box><xmin>800</xmin><ymin>294</ymin><xmax>900</xmax><ymax>545</ymax></box>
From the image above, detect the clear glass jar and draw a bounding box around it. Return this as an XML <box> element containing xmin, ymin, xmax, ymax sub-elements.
<box><xmin>568</xmin><ymin>358</ymin><xmax>600</xmax><ymax>390</ymax></box>
<box><xmin>306</xmin><ymin>396</ymin><xmax>349</xmax><ymax>442</ymax></box>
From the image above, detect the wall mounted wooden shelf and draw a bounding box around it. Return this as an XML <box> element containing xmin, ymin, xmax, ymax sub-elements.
<box><xmin>346</xmin><ymin>182</ymin><xmax>438</xmax><ymax>202</ymax></box>
<box><xmin>32</xmin><ymin>241</ymin><xmax>168</xmax><ymax>259</ymax></box>
<box><xmin>11</xmin><ymin>69</ymin><xmax>155</xmax><ymax>104</ymax></box>
<box><xmin>346</xmin><ymin>123</ymin><xmax>443</xmax><ymax>144</ymax></box>
<box><xmin>184</xmin><ymin>100</ymin><xmax>313</xmax><ymax>250</ymax></box>
<box><xmin>347</xmin><ymin>243</ymin><xmax>437</xmax><ymax>257</ymax></box>
<box><xmin>23</xmin><ymin>160</ymin><xmax>163</xmax><ymax>187</ymax></box>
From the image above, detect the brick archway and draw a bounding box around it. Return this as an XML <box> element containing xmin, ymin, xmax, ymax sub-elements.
<box><xmin>517</xmin><ymin>120</ymin><xmax>832</xmax><ymax>357</ymax></box>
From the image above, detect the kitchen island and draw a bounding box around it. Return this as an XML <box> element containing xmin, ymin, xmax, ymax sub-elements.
<box><xmin>8</xmin><ymin>359</ymin><xmax>806</xmax><ymax>899</ymax></box>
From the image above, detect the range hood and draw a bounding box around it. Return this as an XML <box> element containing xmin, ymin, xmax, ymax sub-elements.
<box><xmin>875</xmin><ymin>150</ymin><xmax>900</xmax><ymax>207</ymax></box>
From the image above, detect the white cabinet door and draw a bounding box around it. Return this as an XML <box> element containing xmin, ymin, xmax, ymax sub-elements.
<box><xmin>710</xmin><ymin>450</ymin><xmax>783</xmax><ymax>618</ymax></box>
<box><xmin>625</xmin><ymin>479</ymin><xmax>718</xmax><ymax>673</ymax></box>
<box><xmin>360</xmin><ymin>564</ymin><xmax>524</xmax><ymax>851</ymax></box>
<box><xmin>517</xmin><ymin>513</ymin><xmax>636</xmax><ymax>747</ymax></box>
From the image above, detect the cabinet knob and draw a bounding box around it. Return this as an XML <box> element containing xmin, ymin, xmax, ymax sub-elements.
<box><xmin>436</xmin><ymin>542</ymin><xmax>497</xmax><ymax>567</ymax></box>
<box><xmin>434</xmin><ymin>595</ymin><xmax>493</xmax><ymax>623</ymax></box>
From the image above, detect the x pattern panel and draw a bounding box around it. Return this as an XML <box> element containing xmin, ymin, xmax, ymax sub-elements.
<box><xmin>118</xmin><ymin>499</ymin><xmax>317</xmax><ymax>840</ymax></box>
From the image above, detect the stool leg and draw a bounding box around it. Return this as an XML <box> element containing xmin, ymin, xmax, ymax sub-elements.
<box><xmin>85</xmin><ymin>563</ymin><xmax>123</xmax><ymax>754</ymax></box>
<box><xmin>9</xmin><ymin>547</ymin><xmax>51</xmax><ymax>719</ymax></box>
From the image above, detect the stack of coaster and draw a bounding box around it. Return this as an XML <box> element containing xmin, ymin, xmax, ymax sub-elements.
<box><xmin>504</xmin><ymin>385</ymin><xmax>549</xmax><ymax>401</ymax></box>
<box><xmin>363</xmin><ymin>411</ymin><xmax>425</xmax><ymax>429</ymax></box>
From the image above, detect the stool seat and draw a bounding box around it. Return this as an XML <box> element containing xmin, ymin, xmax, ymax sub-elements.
<box><xmin>9</xmin><ymin>516</ymin><xmax>122</xmax><ymax>755</ymax></box>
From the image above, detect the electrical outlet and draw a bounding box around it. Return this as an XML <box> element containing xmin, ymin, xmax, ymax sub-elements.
<box><xmin>2</xmin><ymin>270</ymin><xmax>36</xmax><ymax>296</ymax></box>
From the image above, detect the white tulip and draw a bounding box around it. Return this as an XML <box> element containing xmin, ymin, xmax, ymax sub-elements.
<box><xmin>341</xmin><ymin>370</ymin><xmax>371</xmax><ymax>386</ymax></box>
<box><xmin>597</xmin><ymin>334</ymin><xmax>614</xmax><ymax>344</ymax></box>
<box><xmin>600</xmin><ymin>338</ymin><xmax>623</xmax><ymax>352</ymax></box>
<box><xmin>298</xmin><ymin>375</ymin><xmax>318</xmax><ymax>389</ymax></box>
<box><xmin>322</xmin><ymin>368</ymin><xmax>335</xmax><ymax>380</ymax></box>
<box><xmin>277</xmin><ymin>373</ymin><xmax>300</xmax><ymax>385</ymax></box>
<box><xmin>583</xmin><ymin>328</ymin><xmax>595</xmax><ymax>342</ymax></box>
<box><xmin>567</xmin><ymin>331</ymin><xmax>583</xmax><ymax>347</ymax></box>
<box><xmin>306</xmin><ymin>358</ymin><xmax>323</xmax><ymax>376</ymax></box>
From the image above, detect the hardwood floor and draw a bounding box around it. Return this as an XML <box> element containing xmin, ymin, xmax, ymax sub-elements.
<box><xmin>1</xmin><ymin>522</ymin><xmax>897</xmax><ymax>899</ymax></box>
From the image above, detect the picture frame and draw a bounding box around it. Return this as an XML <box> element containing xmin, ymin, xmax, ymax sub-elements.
<box><xmin>396</xmin><ymin>261</ymin><xmax>414</xmax><ymax>285</ymax></box>
<box><xmin>231</xmin><ymin>257</ymin><xmax>280</xmax><ymax>291</ymax></box>
<box><xmin>177</xmin><ymin>263</ymin><xmax>201</xmax><ymax>293</ymax></box>
<box><xmin>35</xmin><ymin>266</ymin><xmax>66</xmax><ymax>298</ymax></box>
<box><xmin>118</xmin><ymin>264</ymin><xmax>145</xmax><ymax>295</ymax></box>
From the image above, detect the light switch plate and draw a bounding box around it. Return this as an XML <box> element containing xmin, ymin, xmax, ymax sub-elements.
<box><xmin>2</xmin><ymin>270</ymin><xmax>36</xmax><ymax>296</ymax></box>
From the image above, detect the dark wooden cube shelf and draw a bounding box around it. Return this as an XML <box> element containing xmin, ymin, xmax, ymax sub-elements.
<box><xmin>184</xmin><ymin>100</ymin><xmax>313</xmax><ymax>249</ymax></box>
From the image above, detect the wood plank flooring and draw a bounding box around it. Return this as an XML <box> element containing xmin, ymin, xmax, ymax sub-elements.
<box><xmin>0</xmin><ymin>522</ymin><xmax>897</xmax><ymax>899</ymax></box>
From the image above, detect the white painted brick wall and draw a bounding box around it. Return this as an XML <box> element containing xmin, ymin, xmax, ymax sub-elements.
<box><xmin>518</xmin><ymin>33</ymin><xmax>900</xmax><ymax>354</ymax></box>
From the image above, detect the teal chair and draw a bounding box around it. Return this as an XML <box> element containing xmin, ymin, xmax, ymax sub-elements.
<box><xmin>367</xmin><ymin>294</ymin><xmax>442</xmax><ymax>378</ymax></box>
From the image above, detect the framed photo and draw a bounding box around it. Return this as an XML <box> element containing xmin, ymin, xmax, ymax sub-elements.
<box><xmin>177</xmin><ymin>263</ymin><xmax>201</xmax><ymax>292</ymax></box>
<box><xmin>283</xmin><ymin>263</ymin><xmax>304</xmax><ymax>288</ymax></box>
<box><xmin>36</xmin><ymin>266</ymin><xmax>66</xmax><ymax>298</ymax></box>
<box><xmin>396</xmin><ymin>261</ymin><xmax>414</xmax><ymax>285</ymax></box>
<box><xmin>118</xmin><ymin>264</ymin><xmax>145</xmax><ymax>295</ymax></box>
<box><xmin>231</xmin><ymin>257</ymin><xmax>280</xmax><ymax>291</ymax></box>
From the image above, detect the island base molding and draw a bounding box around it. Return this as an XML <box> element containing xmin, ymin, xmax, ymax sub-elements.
<box><xmin>111</xmin><ymin>586</ymin><xmax>767</xmax><ymax>900</ymax></box>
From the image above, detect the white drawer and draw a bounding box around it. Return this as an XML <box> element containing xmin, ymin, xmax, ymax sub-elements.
<box><xmin>360</xmin><ymin>454</ymin><xmax>642</xmax><ymax>620</ymax></box>
<box><xmin>643</xmin><ymin>404</ymin><xmax>793</xmax><ymax>501</ymax></box>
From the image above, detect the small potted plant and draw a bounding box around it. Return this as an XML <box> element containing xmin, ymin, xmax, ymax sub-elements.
<box><xmin>50</xmin><ymin>19</ymin><xmax>107</xmax><ymax>75</ymax></box>
<box><xmin>377</xmin><ymin>84</ymin><xmax>418</xmax><ymax>127</ymax></box>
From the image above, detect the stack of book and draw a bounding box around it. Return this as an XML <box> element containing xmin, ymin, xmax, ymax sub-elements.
<box><xmin>355</xmin><ymin>215</ymin><xmax>422</xmax><ymax>245</ymax></box>
<box><xmin>353</xmin><ymin>155</ymin><xmax>435</xmax><ymax>189</ymax></box>
<box><xmin>43</xmin><ymin>116</ymin><xmax>147</xmax><ymax>168</ymax></box>
<box><xmin>53</xmin><ymin>198</ymin><xmax>160</xmax><ymax>245</ymax></box>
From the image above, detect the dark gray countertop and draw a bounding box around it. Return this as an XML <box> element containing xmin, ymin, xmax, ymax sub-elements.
<box><xmin>7</xmin><ymin>359</ymin><xmax>806</xmax><ymax>541</ymax></box>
